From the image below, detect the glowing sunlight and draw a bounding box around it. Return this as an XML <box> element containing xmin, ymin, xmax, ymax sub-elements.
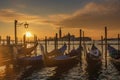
<box><xmin>25</xmin><ymin>31</ymin><xmax>32</xmax><ymax>37</ymax></box>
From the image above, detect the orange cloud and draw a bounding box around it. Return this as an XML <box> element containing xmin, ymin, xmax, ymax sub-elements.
<box><xmin>0</xmin><ymin>0</ymin><xmax>119</xmax><ymax>40</ymax></box>
<box><xmin>0</xmin><ymin>9</ymin><xmax>46</xmax><ymax>24</ymax></box>
<box><xmin>0</xmin><ymin>0</ymin><xmax>120</xmax><ymax>30</ymax></box>
<box><xmin>36</xmin><ymin>0</ymin><xmax>120</xmax><ymax>39</ymax></box>
<box><xmin>43</xmin><ymin>0</ymin><xmax>120</xmax><ymax>30</ymax></box>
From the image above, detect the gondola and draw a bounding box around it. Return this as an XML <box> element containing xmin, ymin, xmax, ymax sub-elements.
<box><xmin>86</xmin><ymin>44</ymin><xmax>102</xmax><ymax>67</ymax></box>
<box><xmin>47</xmin><ymin>43</ymin><xmax>67</xmax><ymax>57</ymax></box>
<box><xmin>16</xmin><ymin>55</ymin><xmax>43</xmax><ymax>67</ymax></box>
<box><xmin>15</xmin><ymin>43</ymin><xmax>67</xmax><ymax>67</ymax></box>
<box><xmin>84</xmin><ymin>43</ymin><xmax>102</xmax><ymax>79</ymax></box>
<box><xmin>13</xmin><ymin>42</ymin><xmax>41</xmax><ymax>67</ymax></box>
<box><xmin>40</xmin><ymin>44</ymin><xmax>78</xmax><ymax>67</ymax></box>
<box><xmin>68</xmin><ymin>45</ymin><xmax>83</xmax><ymax>57</ymax></box>
<box><xmin>13</xmin><ymin>42</ymin><xmax>38</xmax><ymax>58</ymax></box>
<box><xmin>108</xmin><ymin>44</ymin><xmax>120</xmax><ymax>59</ymax></box>
<box><xmin>108</xmin><ymin>45</ymin><xmax>120</xmax><ymax>70</ymax></box>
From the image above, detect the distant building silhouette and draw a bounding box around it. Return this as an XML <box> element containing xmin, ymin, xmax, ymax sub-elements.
<box><xmin>59</xmin><ymin>27</ymin><xmax>62</xmax><ymax>39</ymax></box>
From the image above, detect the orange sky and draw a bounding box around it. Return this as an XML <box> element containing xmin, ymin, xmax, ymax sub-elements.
<box><xmin>0</xmin><ymin>0</ymin><xmax>120</xmax><ymax>40</ymax></box>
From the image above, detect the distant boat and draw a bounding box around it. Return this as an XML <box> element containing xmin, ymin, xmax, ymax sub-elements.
<box><xmin>108</xmin><ymin>45</ymin><xmax>120</xmax><ymax>70</ymax></box>
<box><xmin>86</xmin><ymin>44</ymin><xmax>102</xmax><ymax>67</ymax></box>
<box><xmin>40</xmin><ymin>44</ymin><xmax>78</xmax><ymax>67</ymax></box>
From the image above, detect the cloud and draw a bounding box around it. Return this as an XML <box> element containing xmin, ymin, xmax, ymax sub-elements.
<box><xmin>17</xmin><ymin>4</ymin><xmax>26</xmax><ymax>9</ymax></box>
<box><xmin>0</xmin><ymin>9</ymin><xmax>46</xmax><ymax>24</ymax></box>
<box><xmin>41</xmin><ymin>14</ymin><xmax>70</xmax><ymax>27</ymax></box>
<box><xmin>45</xmin><ymin>0</ymin><xmax>120</xmax><ymax>30</ymax></box>
<box><xmin>0</xmin><ymin>0</ymin><xmax>120</xmax><ymax>31</ymax></box>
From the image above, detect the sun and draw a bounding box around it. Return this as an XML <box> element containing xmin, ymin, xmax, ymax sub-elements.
<box><xmin>26</xmin><ymin>31</ymin><xmax>32</xmax><ymax>37</ymax></box>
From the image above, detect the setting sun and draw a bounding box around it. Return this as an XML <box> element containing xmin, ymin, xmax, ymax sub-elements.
<box><xmin>25</xmin><ymin>31</ymin><xmax>32</xmax><ymax>37</ymax></box>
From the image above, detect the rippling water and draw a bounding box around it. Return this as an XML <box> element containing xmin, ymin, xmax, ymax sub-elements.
<box><xmin>0</xmin><ymin>41</ymin><xmax>120</xmax><ymax>80</ymax></box>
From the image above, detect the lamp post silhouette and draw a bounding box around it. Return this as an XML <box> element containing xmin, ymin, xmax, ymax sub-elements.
<box><xmin>14</xmin><ymin>20</ymin><xmax>29</xmax><ymax>44</ymax></box>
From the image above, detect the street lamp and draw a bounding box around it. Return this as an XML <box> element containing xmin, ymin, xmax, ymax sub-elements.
<box><xmin>24</xmin><ymin>22</ymin><xmax>29</xmax><ymax>29</ymax></box>
<box><xmin>14</xmin><ymin>20</ymin><xmax>29</xmax><ymax>45</ymax></box>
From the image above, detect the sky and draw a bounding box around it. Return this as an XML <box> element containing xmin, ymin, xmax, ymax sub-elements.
<box><xmin>0</xmin><ymin>0</ymin><xmax>120</xmax><ymax>40</ymax></box>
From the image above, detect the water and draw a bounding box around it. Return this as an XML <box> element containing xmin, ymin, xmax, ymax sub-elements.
<box><xmin>0</xmin><ymin>41</ymin><xmax>120</xmax><ymax>80</ymax></box>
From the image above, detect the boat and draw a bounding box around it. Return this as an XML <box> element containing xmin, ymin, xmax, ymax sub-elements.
<box><xmin>47</xmin><ymin>43</ymin><xmax>67</xmax><ymax>57</ymax></box>
<box><xmin>86</xmin><ymin>62</ymin><xmax>102</xmax><ymax>80</ymax></box>
<box><xmin>13</xmin><ymin>42</ymin><xmax>38</xmax><ymax>58</ymax></box>
<box><xmin>108</xmin><ymin>44</ymin><xmax>120</xmax><ymax>59</ymax></box>
<box><xmin>15</xmin><ymin>43</ymin><xmax>67</xmax><ymax>67</ymax></box>
<box><xmin>68</xmin><ymin>45</ymin><xmax>83</xmax><ymax>57</ymax></box>
<box><xmin>86</xmin><ymin>44</ymin><xmax>102</xmax><ymax>80</ymax></box>
<box><xmin>108</xmin><ymin>45</ymin><xmax>120</xmax><ymax>70</ymax></box>
<box><xmin>40</xmin><ymin>44</ymin><xmax>78</xmax><ymax>67</ymax></box>
<box><xmin>13</xmin><ymin>42</ymin><xmax>42</xmax><ymax>67</ymax></box>
<box><xmin>86</xmin><ymin>44</ymin><xmax>102</xmax><ymax>67</ymax></box>
<box><xmin>16</xmin><ymin>55</ymin><xmax>43</xmax><ymax>67</ymax></box>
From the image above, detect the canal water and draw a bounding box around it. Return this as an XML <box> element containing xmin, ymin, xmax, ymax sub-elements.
<box><xmin>0</xmin><ymin>41</ymin><xmax>120</xmax><ymax>80</ymax></box>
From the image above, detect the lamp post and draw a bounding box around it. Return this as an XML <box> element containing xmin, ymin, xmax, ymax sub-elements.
<box><xmin>14</xmin><ymin>20</ymin><xmax>17</xmax><ymax>44</ymax></box>
<box><xmin>14</xmin><ymin>20</ymin><xmax>29</xmax><ymax>45</ymax></box>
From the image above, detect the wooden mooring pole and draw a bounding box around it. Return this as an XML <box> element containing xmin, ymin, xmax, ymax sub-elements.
<box><xmin>54</xmin><ymin>33</ymin><xmax>58</xmax><ymax>50</ymax></box>
<box><xmin>23</xmin><ymin>34</ymin><xmax>26</xmax><ymax>47</ymax></box>
<box><xmin>0</xmin><ymin>36</ymin><xmax>1</xmax><ymax>44</ymax></box>
<box><xmin>6</xmin><ymin>36</ymin><xmax>10</xmax><ymax>45</ymax></box>
<box><xmin>45</xmin><ymin>36</ymin><xmax>47</xmax><ymax>53</ymax></box>
<box><xmin>54</xmin><ymin>35</ymin><xmax>56</xmax><ymax>50</ymax></box>
<box><xmin>80</xmin><ymin>29</ymin><xmax>82</xmax><ymax>49</ymax></box>
<box><xmin>68</xmin><ymin>33</ymin><xmax>70</xmax><ymax>53</ymax></box>
<box><xmin>34</xmin><ymin>35</ymin><xmax>37</xmax><ymax>56</ymax></box>
<box><xmin>83</xmin><ymin>31</ymin><xmax>86</xmax><ymax>57</ymax></box>
<box><xmin>14</xmin><ymin>20</ymin><xmax>18</xmax><ymax>45</ymax></box>
<box><xmin>56</xmin><ymin>33</ymin><xmax>58</xmax><ymax>49</ymax></box>
<box><xmin>105</xmin><ymin>26</ymin><xmax>107</xmax><ymax>68</ymax></box>
<box><xmin>72</xmin><ymin>37</ymin><xmax>74</xmax><ymax>49</ymax></box>
<box><xmin>101</xmin><ymin>36</ymin><xmax>103</xmax><ymax>58</ymax></box>
<box><xmin>79</xmin><ymin>29</ymin><xmax>82</xmax><ymax>63</ymax></box>
<box><xmin>118</xmin><ymin>34</ymin><xmax>120</xmax><ymax>52</ymax></box>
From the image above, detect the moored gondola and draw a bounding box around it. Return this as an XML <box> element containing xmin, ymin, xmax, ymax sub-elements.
<box><xmin>68</xmin><ymin>45</ymin><xmax>83</xmax><ymax>57</ymax></box>
<box><xmin>108</xmin><ymin>45</ymin><xmax>120</xmax><ymax>70</ymax></box>
<box><xmin>12</xmin><ymin>43</ymin><xmax>42</xmax><ymax>67</ymax></box>
<box><xmin>13</xmin><ymin>42</ymin><xmax>38</xmax><ymax>58</ymax></box>
<box><xmin>14</xmin><ymin>43</ymin><xmax>67</xmax><ymax>67</ymax></box>
<box><xmin>86</xmin><ymin>44</ymin><xmax>102</xmax><ymax>67</ymax></box>
<box><xmin>40</xmin><ymin>44</ymin><xmax>78</xmax><ymax>67</ymax></box>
